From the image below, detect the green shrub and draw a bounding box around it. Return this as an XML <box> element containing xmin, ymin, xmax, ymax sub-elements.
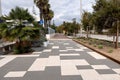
<box><xmin>89</xmin><ymin>42</ymin><xmax>92</xmax><ymax>45</ymax></box>
<box><xmin>83</xmin><ymin>41</ymin><xmax>86</xmax><ymax>43</ymax></box>
<box><xmin>98</xmin><ymin>45</ymin><xmax>103</xmax><ymax>49</ymax></box>
<box><xmin>108</xmin><ymin>50</ymin><xmax>113</xmax><ymax>53</ymax></box>
<box><xmin>13</xmin><ymin>41</ymin><xmax>31</xmax><ymax>54</ymax></box>
<box><xmin>94</xmin><ymin>44</ymin><xmax>96</xmax><ymax>47</ymax></box>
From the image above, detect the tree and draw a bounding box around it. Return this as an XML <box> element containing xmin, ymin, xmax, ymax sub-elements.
<box><xmin>82</xmin><ymin>11</ymin><xmax>92</xmax><ymax>38</ymax></box>
<box><xmin>8</xmin><ymin>7</ymin><xmax>34</xmax><ymax>24</ymax></box>
<box><xmin>0</xmin><ymin>7</ymin><xmax>40</xmax><ymax>53</ymax></box>
<box><xmin>46</xmin><ymin>10</ymin><xmax>54</xmax><ymax>27</ymax></box>
<box><xmin>81</xmin><ymin>0</ymin><xmax>120</xmax><ymax>48</ymax></box>
<box><xmin>34</xmin><ymin>0</ymin><xmax>49</xmax><ymax>21</ymax></box>
<box><xmin>57</xmin><ymin>20</ymin><xmax>80</xmax><ymax>36</ymax></box>
<box><xmin>34</xmin><ymin>0</ymin><xmax>54</xmax><ymax>32</ymax></box>
<box><xmin>92</xmin><ymin>0</ymin><xmax>120</xmax><ymax>48</ymax></box>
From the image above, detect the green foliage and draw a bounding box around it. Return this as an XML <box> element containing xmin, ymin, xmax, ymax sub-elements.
<box><xmin>89</xmin><ymin>42</ymin><xmax>92</xmax><ymax>45</ymax></box>
<box><xmin>0</xmin><ymin>23</ymin><xmax>7</xmax><ymax>39</ymax></box>
<box><xmin>94</xmin><ymin>44</ymin><xmax>97</xmax><ymax>47</ymax></box>
<box><xmin>108</xmin><ymin>49</ymin><xmax>113</xmax><ymax>53</ymax></box>
<box><xmin>98</xmin><ymin>45</ymin><xmax>103</xmax><ymax>49</ymax></box>
<box><xmin>13</xmin><ymin>41</ymin><xmax>31</xmax><ymax>54</ymax></box>
<box><xmin>0</xmin><ymin>7</ymin><xmax>43</xmax><ymax>54</ymax></box>
<box><xmin>57</xmin><ymin>19</ymin><xmax>80</xmax><ymax>36</ymax></box>
<box><xmin>82</xmin><ymin>11</ymin><xmax>93</xmax><ymax>31</ymax></box>
<box><xmin>81</xmin><ymin>0</ymin><xmax>120</xmax><ymax>34</ymax></box>
<box><xmin>6</xmin><ymin>7</ymin><xmax>34</xmax><ymax>23</ymax></box>
<box><xmin>34</xmin><ymin>0</ymin><xmax>54</xmax><ymax>29</ymax></box>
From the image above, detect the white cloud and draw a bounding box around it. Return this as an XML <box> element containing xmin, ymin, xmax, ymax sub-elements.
<box><xmin>1</xmin><ymin>0</ymin><xmax>95</xmax><ymax>26</ymax></box>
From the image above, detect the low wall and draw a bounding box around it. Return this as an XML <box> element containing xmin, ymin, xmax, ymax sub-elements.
<box><xmin>0</xmin><ymin>43</ymin><xmax>15</xmax><ymax>55</ymax></box>
<box><xmin>46</xmin><ymin>33</ymin><xmax>55</xmax><ymax>40</ymax></box>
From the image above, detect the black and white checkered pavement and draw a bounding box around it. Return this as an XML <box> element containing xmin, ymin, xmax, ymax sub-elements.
<box><xmin>0</xmin><ymin>39</ymin><xmax>120</xmax><ymax>80</ymax></box>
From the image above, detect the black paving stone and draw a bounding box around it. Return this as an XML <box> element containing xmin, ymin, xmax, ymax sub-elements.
<box><xmin>61</xmin><ymin>75</ymin><xmax>83</xmax><ymax>80</ymax></box>
<box><xmin>60</xmin><ymin>56</ymin><xmax>81</xmax><ymax>60</ymax></box>
<box><xmin>96</xmin><ymin>69</ymin><xmax>117</xmax><ymax>74</ymax></box>
<box><xmin>3</xmin><ymin>57</ymin><xmax>36</xmax><ymax>71</ymax></box>
<box><xmin>77</xmin><ymin>66</ymin><xmax>93</xmax><ymax>70</ymax></box>
<box><xmin>24</xmin><ymin>66</ymin><xmax>61</xmax><ymax>80</ymax></box>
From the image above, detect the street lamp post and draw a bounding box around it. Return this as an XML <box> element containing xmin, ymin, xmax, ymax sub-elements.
<box><xmin>0</xmin><ymin>0</ymin><xmax>2</xmax><ymax>17</ymax></box>
<box><xmin>80</xmin><ymin>0</ymin><xmax>82</xmax><ymax>37</ymax></box>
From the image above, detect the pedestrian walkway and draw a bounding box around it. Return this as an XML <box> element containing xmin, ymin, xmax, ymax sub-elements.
<box><xmin>0</xmin><ymin>37</ymin><xmax>120</xmax><ymax>80</ymax></box>
<box><xmin>51</xmin><ymin>33</ymin><xmax>68</xmax><ymax>40</ymax></box>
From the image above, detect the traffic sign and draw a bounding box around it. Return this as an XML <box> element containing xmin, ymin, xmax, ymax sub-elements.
<box><xmin>39</xmin><ymin>20</ymin><xmax>44</xmax><ymax>25</ymax></box>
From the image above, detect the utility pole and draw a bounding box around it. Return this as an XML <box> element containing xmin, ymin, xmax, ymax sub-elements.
<box><xmin>80</xmin><ymin>0</ymin><xmax>82</xmax><ymax>37</ymax></box>
<box><xmin>0</xmin><ymin>0</ymin><xmax>2</xmax><ymax>17</ymax></box>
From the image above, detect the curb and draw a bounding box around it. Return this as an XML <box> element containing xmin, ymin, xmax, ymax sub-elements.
<box><xmin>73</xmin><ymin>39</ymin><xmax>120</xmax><ymax>64</ymax></box>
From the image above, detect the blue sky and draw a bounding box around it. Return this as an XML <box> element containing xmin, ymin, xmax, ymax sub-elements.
<box><xmin>1</xmin><ymin>0</ymin><xmax>96</xmax><ymax>25</ymax></box>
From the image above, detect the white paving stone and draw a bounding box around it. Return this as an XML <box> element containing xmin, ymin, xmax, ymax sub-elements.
<box><xmin>4</xmin><ymin>71</ymin><xmax>26</xmax><ymax>77</ymax></box>
<box><xmin>43</xmin><ymin>49</ymin><xmax>52</xmax><ymax>52</ymax></box>
<box><xmin>79</xmin><ymin>69</ymin><xmax>103</xmax><ymax>80</ymax></box>
<box><xmin>72</xmin><ymin>60</ymin><xmax>89</xmax><ymax>66</ymax></box>
<box><xmin>60</xmin><ymin>53</ymin><xmax>80</xmax><ymax>56</ymax></box>
<box><xmin>59</xmin><ymin>50</ymin><xmax>68</xmax><ymax>52</ymax></box>
<box><xmin>87</xmin><ymin>52</ymin><xmax>107</xmax><ymax>59</ymax></box>
<box><xmin>67</xmin><ymin>49</ymin><xmax>75</xmax><ymax>50</ymax></box>
<box><xmin>47</xmin><ymin>56</ymin><xmax>60</xmax><ymax>66</ymax></box>
<box><xmin>63</xmin><ymin>43</ymin><xmax>69</xmax><ymax>45</ymax></box>
<box><xmin>112</xmin><ymin>69</ymin><xmax>120</xmax><ymax>74</ymax></box>
<box><xmin>0</xmin><ymin>56</ymin><xmax>16</xmax><ymax>68</ymax></box>
<box><xmin>61</xmin><ymin>60</ymin><xmax>79</xmax><ymax>75</ymax></box>
<box><xmin>91</xmin><ymin>65</ymin><xmax>110</xmax><ymax>69</ymax></box>
<box><xmin>66</xmin><ymin>47</ymin><xmax>73</xmax><ymax>49</ymax></box>
<box><xmin>61</xmin><ymin>60</ymin><xmax>89</xmax><ymax>66</ymax></box>
<box><xmin>61</xmin><ymin>65</ymin><xmax>79</xmax><ymax>76</ymax></box>
<box><xmin>1</xmin><ymin>55</ymin><xmax>39</xmax><ymax>57</ymax></box>
<box><xmin>52</xmin><ymin>46</ymin><xmax>59</xmax><ymax>49</ymax></box>
<box><xmin>49</xmin><ymin>43</ymin><xmax>54</xmax><ymax>45</ymax></box>
<box><xmin>61</xmin><ymin>60</ymin><xmax>74</xmax><ymax>66</ymax></box>
<box><xmin>28</xmin><ymin>58</ymin><xmax>48</xmax><ymax>71</ymax></box>
<box><xmin>75</xmin><ymin>49</ymin><xmax>84</xmax><ymax>51</ymax></box>
<box><xmin>80</xmin><ymin>47</ymin><xmax>88</xmax><ymax>49</ymax></box>
<box><xmin>32</xmin><ymin>52</ymin><xmax>42</xmax><ymax>54</ymax></box>
<box><xmin>101</xmin><ymin>74</ymin><xmax>120</xmax><ymax>80</ymax></box>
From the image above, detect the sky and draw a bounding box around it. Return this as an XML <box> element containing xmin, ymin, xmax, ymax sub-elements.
<box><xmin>1</xmin><ymin>0</ymin><xmax>96</xmax><ymax>26</ymax></box>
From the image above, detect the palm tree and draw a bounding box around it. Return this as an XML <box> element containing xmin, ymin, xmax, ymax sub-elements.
<box><xmin>46</xmin><ymin>9</ymin><xmax>54</xmax><ymax>27</ymax></box>
<box><xmin>0</xmin><ymin>7</ymin><xmax>40</xmax><ymax>54</ymax></box>
<box><xmin>34</xmin><ymin>0</ymin><xmax>49</xmax><ymax>25</ymax></box>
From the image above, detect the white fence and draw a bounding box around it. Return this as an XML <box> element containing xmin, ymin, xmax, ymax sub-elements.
<box><xmin>77</xmin><ymin>33</ymin><xmax>120</xmax><ymax>42</ymax></box>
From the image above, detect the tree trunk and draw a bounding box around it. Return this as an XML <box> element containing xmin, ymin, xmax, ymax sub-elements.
<box><xmin>48</xmin><ymin>20</ymin><xmax>51</xmax><ymax>27</ymax></box>
<box><xmin>86</xmin><ymin>26</ymin><xmax>89</xmax><ymax>38</ymax></box>
<box><xmin>113</xmin><ymin>35</ymin><xmax>115</xmax><ymax>44</ymax></box>
<box><xmin>115</xmin><ymin>21</ymin><xmax>119</xmax><ymax>49</ymax></box>
<box><xmin>40</xmin><ymin>9</ymin><xmax>44</xmax><ymax>27</ymax></box>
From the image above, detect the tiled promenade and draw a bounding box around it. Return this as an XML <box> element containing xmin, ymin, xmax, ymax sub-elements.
<box><xmin>0</xmin><ymin>34</ymin><xmax>120</xmax><ymax>80</ymax></box>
